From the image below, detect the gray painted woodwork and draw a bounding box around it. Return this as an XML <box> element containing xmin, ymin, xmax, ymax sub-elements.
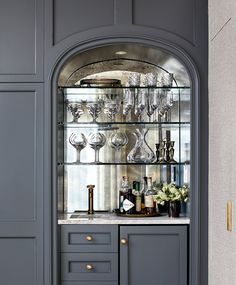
<box><xmin>0</xmin><ymin>0</ymin><xmax>43</xmax><ymax>82</ymax></box>
<box><xmin>61</xmin><ymin>253</ymin><xmax>118</xmax><ymax>281</ymax></box>
<box><xmin>0</xmin><ymin>83</ymin><xmax>44</xmax><ymax>285</ymax></box>
<box><xmin>0</xmin><ymin>0</ymin><xmax>208</xmax><ymax>284</ymax></box>
<box><xmin>53</xmin><ymin>0</ymin><xmax>115</xmax><ymax>44</ymax></box>
<box><xmin>0</xmin><ymin>238</ymin><xmax>36</xmax><ymax>285</ymax></box>
<box><xmin>61</xmin><ymin>225</ymin><xmax>118</xmax><ymax>253</ymax></box>
<box><xmin>132</xmin><ymin>0</ymin><xmax>195</xmax><ymax>45</ymax></box>
<box><xmin>120</xmin><ymin>225</ymin><xmax>188</xmax><ymax>285</ymax></box>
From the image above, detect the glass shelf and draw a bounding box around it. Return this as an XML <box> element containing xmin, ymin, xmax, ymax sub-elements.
<box><xmin>59</xmin><ymin>86</ymin><xmax>191</xmax><ymax>90</ymax></box>
<box><xmin>58</xmin><ymin>162</ymin><xmax>190</xmax><ymax>166</ymax></box>
<box><xmin>58</xmin><ymin>122</ymin><xmax>190</xmax><ymax>128</ymax></box>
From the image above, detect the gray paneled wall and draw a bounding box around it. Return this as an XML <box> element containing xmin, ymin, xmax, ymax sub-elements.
<box><xmin>0</xmin><ymin>0</ymin><xmax>44</xmax><ymax>82</ymax></box>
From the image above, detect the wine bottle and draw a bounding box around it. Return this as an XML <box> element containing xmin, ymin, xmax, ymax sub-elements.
<box><xmin>144</xmin><ymin>177</ymin><xmax>155</xmax><ymax>214</ymax></box>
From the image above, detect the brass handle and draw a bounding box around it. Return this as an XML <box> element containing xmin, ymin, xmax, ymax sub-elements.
<box><xmin>86</xmin><ymin>235</ymin><xmax>93</xmax><ymax>241</ymax></box>
<box><xmin>227</xmin><ymin>201</ymin><xmax>232</xmax><ymax>232</ymax></box>
<box><xmin>120</xmin><ymin>238</ymin><xmax>128</xmax><ymax>245</ymax></box>
<box><xmin>86</xmin><ymin>264</ymin><xmax>93</xmax><ymax>270</ymax></box>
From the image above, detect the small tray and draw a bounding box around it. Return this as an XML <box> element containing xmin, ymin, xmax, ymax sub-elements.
<box><xmin>115</xmin><ymin>210</ymin><xmax>160</xmax><ymax>218</ymax></box>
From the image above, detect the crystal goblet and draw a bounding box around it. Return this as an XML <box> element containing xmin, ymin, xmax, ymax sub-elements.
<box><xmin>69</xmin><ymin>132</ymin><xmax>87</xmax><ymax>162</ymax></box>
<box><xmin>104</xmin><ymin>99</ymin><xmax>120</xmax><ymax>122</ymax></box>
<box><xmin>87</xmin><ymin>101</ymin><xmax>102</xmax><ymax>122</ymax></box>
<box><xmin>67</xmin><ymin>103</ymin><xmax>84</xmax><ymax>123</ymax></box>
<box><xmin>109</xmin><ymin>132</ymin><xmax>128</xmax><ymax>163</ymax></box>
<box><xmin>88</xmin><ymin>132</ymin><xmax>106</xmax><ymax>162</ymax></box>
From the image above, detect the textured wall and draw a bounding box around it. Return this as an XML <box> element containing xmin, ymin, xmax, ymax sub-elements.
<box><xmin>209</xmin><ymin>0</ymin><xmax>236</xmax><ymax>284</ymax></box>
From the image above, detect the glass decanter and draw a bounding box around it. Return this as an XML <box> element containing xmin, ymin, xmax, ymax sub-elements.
<box><xmin>127</xmin><ymin>128</ymin><xmax>155</xmax><ymax>163</ymax></box>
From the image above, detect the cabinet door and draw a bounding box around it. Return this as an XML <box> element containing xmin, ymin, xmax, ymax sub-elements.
<box><xmin>120</xmin><ymin>225</ymin><xmax>188</xmax><ymax>285</ymax></box>
<box><xmin>0</xmin><ymin>83</ymin><xmax>44</xmax><ymax>285</ymax></box>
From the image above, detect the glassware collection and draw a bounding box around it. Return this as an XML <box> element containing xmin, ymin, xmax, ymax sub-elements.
<box><xmin>60</xmin><ymin>71</ymin><xmax>190</xmax><ymax>217</ymax></box>
<box><xmin>66</xmin><ymin>72</ymin><xmax>175</xmax><ymax>123</ymax></box>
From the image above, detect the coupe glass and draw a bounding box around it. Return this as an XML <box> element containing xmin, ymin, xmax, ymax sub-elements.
<box><xmin>67</xmin><ymin>103</ymin><xmax>84</xmax><ymax>123</ymax></box>
<box><xmin>69</xmin><ymin>132</ymin><xmax>87</xmax><ymax>162</ymax></box>
<box><xmin>87</xmin><ymin>101</ymin><xmax>102</xmax><ymax>122</ymax></box>
<box><xmin>109</xmin><ymin>132</ymin><xmax>128</xmax><ymax>163</ymax></box>
<box><xmin>88</xmin><ymin>132</ymin><xmax>106</xmax><ymax>162</ymax></box>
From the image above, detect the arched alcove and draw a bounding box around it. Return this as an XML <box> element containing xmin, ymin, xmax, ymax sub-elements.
<box><xmin>49</xmin><ymin>39</ymin><xmax>201</xmax><ymax>285</ymax></box>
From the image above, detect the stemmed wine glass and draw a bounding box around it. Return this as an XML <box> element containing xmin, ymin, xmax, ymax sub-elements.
<box><xmin>104</xmin><ymin>98</ymin><xmax>120</xmax><ymax>122</ymax></box>
<box><xmin>135</xmin><ymin>88</ymin><xmax>146</xmax><ymax>121</ymax></box>
<box><xmin>67</xmin><ymin>103</ymin><xmax>84</xmax><ymax>123</ymax></box>
<box><xmin>88</xmin><ymin>132</ymin><xmax>106</xmax><ymax>163</ymax></box>
<box><xmin>144</xmin><ymin>73</ymin><xmax>158</xmax><ymax>122</ymax></box>
<box><xmin>109</xmin><ymin>132</ymin><xmax>128</xmax><ymax>163</ymax></box>
<box><xmin>161</xmin><ymin>73</ymin><xmax>174</xmax><ymax>88</ymax></box>
<box><xmin>87</xmin><ymin>100</ymin><xmax>103</xmax><ymax>122</ymax></box>
<box><xmin>69</xmin><ymin>132</ymin><xmax>87</xmax><ymax>162</ymax></box>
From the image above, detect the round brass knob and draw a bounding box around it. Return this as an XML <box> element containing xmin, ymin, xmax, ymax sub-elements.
<box><xmin>86</xmin><ymin>235</ymin><xmax>93</xmax><ymax>241</ymax></box>
<box><xmin>120</xmin><ymin>238</ymin><xmax>128</xmax><ymax>245</ymax></box>
<box><xmin>86</xmin><ymin>264</ymin><xmax>93</xmax><ymax>270</ymax></box>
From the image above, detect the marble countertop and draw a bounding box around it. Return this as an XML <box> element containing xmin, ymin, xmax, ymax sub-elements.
<box><xmin>58</xmin><ymin>212</ymin><xmax>190</xmax><ymax>225</ymax></box>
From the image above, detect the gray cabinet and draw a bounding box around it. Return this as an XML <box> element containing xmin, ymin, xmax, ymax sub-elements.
<box><xmin>60</xmin><ymin>225</ymin><xmax>119</xmax><ymax>284</ymax></box>
<box><xmin>120</xmin><ymin>225</ymin><xmax>188</xmax><ymax>285</ymax></box>
<box><xmin>0</xmin><ymin>83</ymin><xmax>44</xmax><ymax>285</ymax></box>
<box><xmin>60</xmin><ymin>225</ymin><xmax>188</xmax><ymax>285</ymax></box>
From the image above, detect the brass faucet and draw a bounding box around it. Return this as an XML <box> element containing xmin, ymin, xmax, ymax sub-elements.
<box><xmin>87</xmin><ymin>185</ymin><xmax>95</xmax><ymax>214</ymax></box>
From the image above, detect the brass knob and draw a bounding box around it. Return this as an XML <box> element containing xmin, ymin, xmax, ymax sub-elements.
<box><xmin>86</xmin><ymin>235</ymin><xmax>93</xmax><ymax>241</ymax></box>
<box><xmin>120</xmin><ymin>238</ymin><xmax>128</xmax><ymax>245</ymax></box>
<box><xmin>86</xmin><ymin>264</ymin><xmax>93</xmax><ymax>270</ymax></box>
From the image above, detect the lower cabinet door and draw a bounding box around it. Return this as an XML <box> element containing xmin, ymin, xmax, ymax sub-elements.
<box><xmin>61</xmin><ymin>253</ymin><xmax>118</xmax><ymax>281</ymax></box>
<box><xmin>120</xmin><ymin>225</ymin><xmax>188</xmax><ymax>285</ymax></box>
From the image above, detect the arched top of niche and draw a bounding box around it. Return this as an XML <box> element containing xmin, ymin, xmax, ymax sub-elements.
<box><xmin>58</xmin><ymin>43</ymin><xmax>190</xmax><ymax>87</ymax></box>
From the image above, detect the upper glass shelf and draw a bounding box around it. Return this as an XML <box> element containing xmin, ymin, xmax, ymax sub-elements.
<box><xmin>60</xmin><ymin>86</ymin><xmax>191</xmax><ymax>97</ymax></box>
<box><xmin>58</xmin><ymin>121</ymin><xmax>190</xmax><ymax>128</ymax></box>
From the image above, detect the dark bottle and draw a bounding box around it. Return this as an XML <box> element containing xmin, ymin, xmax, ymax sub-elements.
<box><xmin>123</xmin><ymin>188</ymin><xmax>135</xmax><ymax>214</ymax></box>
<box><xmin>140</xmin><ymin>176</ymin><xmax>147</xmax><ymax>214</ymax></box>
<box><xmin>119</xmin><ymin>176</ymin><xmax>129</xmax><ymax>213</ymax></box>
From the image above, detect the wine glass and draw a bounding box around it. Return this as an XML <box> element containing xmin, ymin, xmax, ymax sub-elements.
<box><xmin>123</xmin><ymin>85</ymin><xmax>134</xmax><ymax>121</ymax></box>
<box><xmin>67</xmin><ymin>103</ymin><xmax>84</xmax><ymax>123</ymax></box>
<box><xmin>69</xmin><ymin>132</ymin><xmax>87</xmax><ymax>162</ymax></box>
<box><xmin>109</xmin><ymin>132</ymin><xmax>128</xmax><ymax>163</ymax></box>
<box><xmin>88</xmin><ymin>132</ymin><xmax>106</xmax><ymax>162</ymax></box>
<box><xmin>135</xmin><ymin>89</ymin><xmax>146</xmax><ymax>121</ymax></box>
<box><xmin>161</xmin><ymin>73</ymin><xmax>174</xmax><ymax>88</ymax></box>
<box><xmin>87</xmin><ymin>101</ymin><xmax>102</xmax><ymax>122</ymax></box>
<box><xmin>104</xmin><ymin>98</ymin><xmax>120</xmax><ymax>122</ymax></box>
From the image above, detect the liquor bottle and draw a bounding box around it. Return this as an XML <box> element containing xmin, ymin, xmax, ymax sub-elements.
<box><xmin>123</xmin><ymin>188</ymin><xmax>135</xmax><ymax>214</ymax></box>
<box><xmin>133</xmin><ymin>181</ymin><xmax>141</xmax><ymax>213</ymax></box>
<box><xmin>144</xmin><ymin>177</ymin><xmax>155</xmax><ymax>214</ymax></box>
<box><xmin>140</xmin><ymin>177</ymin><xmax>147</xmax><ymax>213</ymax></box>
<box><xmin>119</xmin><ymin>176</ymin><xmax>129</xmax><ymax>213</ymax></box>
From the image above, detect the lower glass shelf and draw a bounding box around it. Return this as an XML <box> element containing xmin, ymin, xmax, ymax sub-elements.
<box><xmin>58</xmin><ymin>162</ymin><xmax>189</xmax><ymax>166</ymax></box>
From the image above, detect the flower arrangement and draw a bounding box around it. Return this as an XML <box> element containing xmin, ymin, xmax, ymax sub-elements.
<box><xmin>154</xmin><ymin>183</ymin><xmax>189</xmax><ymax>206</ymax></box>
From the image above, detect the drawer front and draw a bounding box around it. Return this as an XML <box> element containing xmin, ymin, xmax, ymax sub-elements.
<box><xmin>61</xmin><ymin>253</ymin><xmax>118</xmax><ymax>281</ymax></box>
<box><xmin>61</xmin><ymin>225</ymin><xmax>118</xmax><ymax>252</ymax></box>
